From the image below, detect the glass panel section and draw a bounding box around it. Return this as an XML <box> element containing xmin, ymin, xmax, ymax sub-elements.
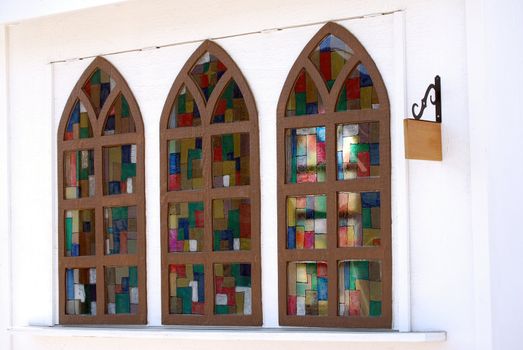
<box><xmin>310</xmin><ymin>34</ymin><xmax>353</xmax><ymax>90</ymax></box>
<box><xmin>338</xmin><ymin>260</ymin><xmax>382</xmax><ymax>317</ymax></box>
<box><xmin>65</xmin><ymin>268</ymin><xmax>97</xmax><ymax>316</ymax></box>
<box><xmin>168</xmin><ymin>202</ymin><xmax>204</xmax><ymax>252</ymax></box>
<box><xmin>64</xmin><ymin>100</ymin><xmax>92</xmax><ymax>140</ymax></box>
<box><xmin>169</xmin><ymin>264</ymin><xmax>205</xmax><ymax>315</ymax></box>
<box><xmin>103</xmin><ymin>94</ymin><xmax>136</xmax><ymax>135</ymax></box>
<box><xmin>214</xmin><ymin>263</ymin><xmax>252</xmax><ymax>315</ymax></box>
<box><xmin>190</xmin><ymin>52</ymin><xmax>227</xmax><ymax>102</ymax></box>
<box><xmin>285</xmin><ymin>127</ymin><xmax>326</xmax><ymax>183</ymax></box>
<box><xmin>105</xmin><ymin>266</ymin><xmax>139</xmax><ymax>314</ymax></box>
<box><xmin>168</xmin><ymin>138</ymin><xmax>203</xmax><ymax>191</ymax></box>
<box><xmin>65</xmin><ymin>209</ymin><xmax>95</xmax><ymax>257</ymax></box>
<box><xmin>212</xmin><ymin>133</ymin><xmax>249</xmax><ymax>188</ymax></box>
<box><xmin>287</xmin><ymin>261</ymin><xmax>328</xmax><ymax>316</ymax></box>
<box><xmin>286</xmin><ymin>69</ymin><xmax>324</xmax><ymax>116</ymax></box>
<box><xmin>336</xmin><ymin>64</ymin><xmax>379</xmax><ymax>111</ymax></box>
<box><xmin>338</xmin><ymin>192</ymin><xmax>381</xmax><ymax>247</ymax></box>
<box><xmin>168</xmin><ymin>85</ymin><xmax>201</xmax><ymax>128</ymax></box>
<box><xmin>83</xmin><ymin>68</ymin><xmax>115</xmax><ymax>114</ymax></box>
<box><xmin>64</xmin><ymin>149</ymin><xmax>95</xmax><ymax>199</ymax></box>
<box><xmin>103</xmin><ymin>144</ymin><xmax>137</xmax><ymax>195</ymax></box>
<box><xmin>213</xmin><ymin>198</ymin><xmax>251</xmax><ymax>251</ymax></box>
<box><xmin>211</xmin><ymin>79</ymin><xmax>249</xmax><ymax>123</ymax></box>
<box><xmin>336</xmin><ymin>122</ymin><xmax>380</xmax><ymax>180</ymax></box>
<box><xmin>286</xmin><ymin>195</ymin><xmax>326</xmax><ymax>249</ymax></box>
<box><xmin>104</xmin><ymin>206</ymin><xmax>138</xmax><ymax>255</ymax></box>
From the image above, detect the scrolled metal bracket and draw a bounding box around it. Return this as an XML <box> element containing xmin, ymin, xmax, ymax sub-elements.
<box><xmin>411</xmin><ymin>75</ymin><xmax>441</xmax><ymax>123</ymax></box>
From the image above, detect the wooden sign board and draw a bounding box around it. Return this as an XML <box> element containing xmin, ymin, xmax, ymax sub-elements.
<box><xmin>403</xmin><ymin>118</ymin><xmax>442</xmax><ymax>161</ymax></box>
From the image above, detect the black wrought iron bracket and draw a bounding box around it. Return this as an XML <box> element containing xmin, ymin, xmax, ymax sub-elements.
<box><xmin>412</xmin><ymin>75</ymin><xmax>441</xmax><ymax>123</ymax></box>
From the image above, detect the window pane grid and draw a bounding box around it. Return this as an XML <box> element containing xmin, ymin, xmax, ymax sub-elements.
<box><xmin>278</xmin><ymin>23</ymin><xmax>390</xmax><ymax>328</ymax></box>
<box><xmin>161</xmin><ymin>41</ymin><xmax>261</xmax><ymax>326</ymax></box>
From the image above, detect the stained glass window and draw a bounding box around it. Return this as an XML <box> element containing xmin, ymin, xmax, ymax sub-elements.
<box><xmin>278</xmin><ymin>23</ymin><xmax>390</xmax><ymax>328</ymax></box>
<box><xmin>161</xmin><ymin>41</ymin><xmax>260</xmax><ymax>325</ymax></box>
<box><xmin>59</xmin><ymin>57</ymin><xmax>146</xmax><ymax>324</ymax></box>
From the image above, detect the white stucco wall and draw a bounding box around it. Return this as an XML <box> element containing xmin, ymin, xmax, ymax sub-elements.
<box><xmin>2</xmin><ymin>0</ymin><xmax>519</xmax><ymax>349</ymax></box>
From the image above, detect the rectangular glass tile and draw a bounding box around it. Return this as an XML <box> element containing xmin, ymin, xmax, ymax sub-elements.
<box><xmin>286</xmin><ymin>195</ymin><xmax>327</xmax><ymax>249</ymax></box>
<box><xmin>214</xmin><ymin>263</ymin><xmax>252</xmax><ymax>315</ymax></box>
<box><xmin>103</xmin><ymin>144</ymin><xmax>137</xmax><ymax>195</ymax></box>
<box><xmin>65</xmin><ymin>209</ymin><xmax>95</xmax><ymax>257</ymax></box>
<box><xmin>105</xmin><ymin>266</ymin><xmax>138</xmax><ymax>315</ymax></box>
<box><xmin>336</xmin><ymin>122</ymin><xmax>379</xmax><ymax>180</ymax></box>
<box><xmin>168</xmin><ymin>138</ymin><xmax>203</xmax><ymax>191</ymax></box>
<box><xmin>213</xmin><ymin>198</ymin><xmax>251</xmax><ymax>251</ymax></box>
<box><xmin>169</xmin><ymin>202</ymin><xmax>204</xmax><ymax>252</ymax></box>
<box><xmin>65</xmin><ymin>267</ymin><xmax>96</xmax><ymax>315</ymax></box>
<box><xmin>338</xmin><ymin>260</ymin><xmax>382</xmax><ymax>317</ymax></box>
<box><xmin>286</xmin><ymin>127</ymin><xmax>326</xmax><ymax>183</ymax></box>
<box><xmin>104</xmin><ymin>206</ymin><xmax>138</xmax><ymax>255</ymax></box>
<box><xmin>212</xmin><ymin>133</ymin><xmax>249</xmax><ymax>188</ymax></box>
<box><xmin>169</xmin><ymin>264</ymin><xmax>205</xmax><ymax>315</ymax></box>
<box><xmin>338</xmin><ymin>192</ymin><xmax>381</xmax><ymax>247</ymax></box>
<box><xmin>64</xmin><ymin>149</ymin><xmax>95</xmax><ymax>199</ymax></box>
<box><xmin>287</xmin><ymin>261</ymin><xmax>328</xmax><ymax>316</ymax></box>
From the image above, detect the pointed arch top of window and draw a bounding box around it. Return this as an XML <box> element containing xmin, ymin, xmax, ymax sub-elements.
<box><xmin>278</xmin><ymin>22</ymin><xmax>389</xmax><ymax>117</ymax></box>
<box><xmin>58</xmin><ymin>57</ymin><xmax>144</xmax><ymax>141</ymax></box>
<box><xmin>161</xmin><ymin>40</ymin><xmax>257</xmax><ymax>130</ymax></box>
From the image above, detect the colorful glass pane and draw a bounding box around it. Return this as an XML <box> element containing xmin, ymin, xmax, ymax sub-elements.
<box><xmin>169</xmin><ymin>264</ymin><xmax>205</xmax><ymax>315</ymax></box>
<box><xmin>286</xmin><ymin>127</ymin><xmax>326</xmax><ymax>183</ymax></box>
<box><xmin>104</xmin><ymin>206</ymin><xmax>138</xmax><ymax>255</ymax></box>
<box><xmin>214</xmin><ymin>263</ymin><xmax>252</xmax><ymax>315</ymax></box>
<box><xmin>286</xmin><ymin>69</ymin><xmax>324</xmax><ymax>116</ymax></box>
<box><xmin>65</xmin><ymin>209</ymin><xmax>95</xmax><ymax>257</ymax></box>
<box><xmin>66</xmin><ymin>268</ymin><xmax>97</xmax><ymax>315</ymax></box>
<box><xmin>168</xmin><ymin>202</ymin><xmax>204</xmax><ymax>252</ymax></box>
<box><xmin>212</xmin><ymin>133</ymin><xmax>249</xmax><ymax>188</ymax></box>
<box><xmin>64</xmin><ymin>149</ymin><xmax>95</xmax><ymax>199</ymax></box>
<box><xmin>168</xmin><ymin>85</ymin><xmax>201</xmax><ymax>128</ymax></box>
<box><xmin>336</xmin><ymin>64</ymin><xmax>379</xmax><ymax>111</ymax></box>
<box><xmin>103</xmin><ymin>144</ymin><xmax>137</xmax><ymax>195</ymax></box>
<box><xmin>212</xmin><ymin>79</ymin><xmax>248</xmax><ymax>123</ymax></box>
<box><xmin>310</xmin><ymin>34</ymin><xmax>353</xmax><ymax>90</ymax></box>
<box><xmin>105</xmin><ymin>266</ymin><xmax>139</xmax><ymax>314</ymax></box>
<box><xmin>286</xmin><ymin>195</ymin><xmax>327</xmax><ymax>249</ymax></box>
<box><xmin>338</xmin><ymin>192</ymin><xmax>381</xmax><ymax>247</ymax></box>
<box><xmin>287</xmin><ymin>262</ymin><xmax>328</xmax><ymax>316</ymax></box>
<box><xmin>65</xmin><ymin>100</ymin><xmax>92</xmax><ymax>140</ymax></box>
<box><xmin>338</xmin><ymin>260</ymin><xmax>382</xmax><ymax>317</ymax></box>
<box><xmin>213</xmin><ymin>198</ymin><xmax>251</xmax><ymax>251</ymax></box>
<box><xmin>168</xmin><ymin>138</ymin><xmax>203</xmax><ymax>191</ymax></box>
<box><xmin>103</xmin><ymin>94</ymin><xmax>135</xmax><ymax>135</ymax></box>
<box><xmin>190</xmin><ymin>52</ymin><xmax>227</xmax><ymax>101</ymax></box>
<box><xmin>82</xmin><ymin>68</ymin><xmax>115</xmax><ymax>114</ymax></box>
<box><xmin>336</xmin><ymin>122</ymin><xmax>380</xmax><ymax>180</ymax></box>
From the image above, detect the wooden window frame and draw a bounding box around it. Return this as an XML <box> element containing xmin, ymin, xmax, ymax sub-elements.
<box><xmin>277</xmin><ymin>22</ymin><xmax>392</xmax><ymax>328</ymax></box>
<box><xmin>57</xmin><ymin>57</ymin><xmax>147</xmax><ymax>324</ymax></box>
<box><xmin>159</xmin><ymin>41</ymin><xmax>262</xmax><ymax>326</ymax></box>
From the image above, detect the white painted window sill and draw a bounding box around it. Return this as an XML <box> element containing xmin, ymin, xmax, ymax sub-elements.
<box><xmin>9</xmin><ymin>326</ymin><xmax>446</xmax><ymax>343</ymax></box>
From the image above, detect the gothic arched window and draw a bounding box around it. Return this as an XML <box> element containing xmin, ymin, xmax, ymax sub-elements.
<box><xmin>58</xmin><ymin>57</ymin><xmax>147</xmax><ymax>324</ymax></box>
<box><xmin>160</xmin><ymin>41</ymin><xmax>261</xmax><ymax>325</ymax></box>
<box><xmin>277</xmin><ymin>23</ymin><xmax>391</xmax><ymax>328</ymax></box>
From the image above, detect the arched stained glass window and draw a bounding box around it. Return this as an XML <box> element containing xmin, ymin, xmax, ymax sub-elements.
<box><xmin>160</xmin><ymin>41</ymin><xmax>261</xmax><ymax>325</ymax></box>
<box><xmin>277</xmin><ymin>22</ymin><xmax>391</xmax><ymax>328</ymax></box>
<box><xmin>58</xmin><ymin>57</ymin><xmax>147</xmax><ymax>324</ymax></box>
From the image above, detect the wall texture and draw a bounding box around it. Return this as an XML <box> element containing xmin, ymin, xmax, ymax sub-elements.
<box><xmin>0</xmin><ymin>0</ymin><xmax>504</xmax><ymax>349</ymax></box>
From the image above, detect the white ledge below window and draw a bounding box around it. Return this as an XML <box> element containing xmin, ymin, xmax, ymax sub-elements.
<box><xmin>9</xmin><ymin>326</ymin><xmax>446</xmax><ymax>343</ymax></box>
